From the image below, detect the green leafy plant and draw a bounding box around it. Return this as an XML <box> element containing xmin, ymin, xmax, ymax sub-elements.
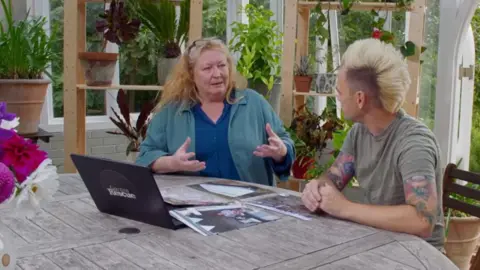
<box><xmin>0</xmin><ymin>0</ymin><xmax>58</xmax><ymax>79</ymax></box>
<box><xmin>229</xmin><ymin>4</ymin><xmax>283</xmax><ymax>91</ymax></box>
<box><xmin>128</xmin><ymin>0</ymin><xmax>190</xmax><ymax>58</ymax></box>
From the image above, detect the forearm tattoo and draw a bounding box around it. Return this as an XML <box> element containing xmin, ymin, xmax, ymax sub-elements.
<box><xmin>404</xmin><ymin>175</ymin><xmax>438</xmax><ymax>227</ymax></box>
<box><xmin>326</xmin><ymin>152</ymin><xmax>355</xmax><ymax>191</ymax></box>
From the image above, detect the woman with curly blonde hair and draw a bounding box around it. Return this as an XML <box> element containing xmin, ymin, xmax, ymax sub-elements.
<box><xmin>136</xmin><ymin>38</ymin><xmax>295</xmax><ymax>186</ymax></box>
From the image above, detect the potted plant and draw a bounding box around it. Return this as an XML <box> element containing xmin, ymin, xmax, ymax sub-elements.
<box><xmin>229</xmin><ymin>4</ymin><xmax>283</xmax><ymax>112</ymax></box>
<box><xmin>106</xmin><ymin>89</ymin><xmax>155</xmax><ymax>162</ymax></box>
<box><xmin>288</xmin><ymin>105</ymin><xmax>345</xmax><ymax>180</ymax></box>
<box><xmin>0</xmin><ymin>0</ymin><xmax>58</xmax><ymax>135</ymax></box>
<box><xmin>444</xmin><ymin>180</ymin><xmax>480</xmax><ymax>270</ymax></box>
<box><xmin>79</xmin><ymin>0</ymin><xmax>141</xmax><ymax>86</ymax></box>
<box><xmin>294</xmin><ymin>55</ymin><xmax>314</xmax><ymax>93</ymax></box>
<box><xmin>128</xmin><ymin>0</ymin><xmax>190</xmax><ymax>85</ymax></box>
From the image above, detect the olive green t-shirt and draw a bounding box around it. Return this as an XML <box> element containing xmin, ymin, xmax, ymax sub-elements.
<box><xmin>341</xmin><ymin>109</ymin><xmax>445</xmax><ymax>250</ymax></box>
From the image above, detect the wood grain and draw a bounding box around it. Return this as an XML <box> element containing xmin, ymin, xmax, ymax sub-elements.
<box><xmin>0</xmin><ymin>174</ymin><xmax>457</xmax><ymax>269</ymax></box>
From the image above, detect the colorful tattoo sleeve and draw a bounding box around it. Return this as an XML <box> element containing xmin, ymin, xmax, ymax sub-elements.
<box><xmin>326</xmin><ymin>152</ymin><xmax>355</xmax><ymax>191</ymax></box>
<box><xmin>403</xmin><ymin>175</ymin><xmax>438</xmax><ymax>228</ymax></box>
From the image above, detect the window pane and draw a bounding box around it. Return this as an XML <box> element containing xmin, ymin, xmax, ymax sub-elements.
<box><xmin>202</xmin><ymin>0</ymin><xmax>227</xmax><ymax>41</ymax></box>
<box><xmin>49</xmin><ymin>1</ymin><xmax>106</xmax><ymax>117</ymax></box>
<box><xmin>417</xmin><ymin>0</ymin><xmax>440</xmax><ymax>130</ymax></box>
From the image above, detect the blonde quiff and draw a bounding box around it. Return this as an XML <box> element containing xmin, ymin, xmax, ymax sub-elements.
<box><xmin>155</xmin><ymin>39</ymin><xmax>238</xmax><ymax>111</ymax></box>
<box><xmin>341</xmin><ymin>38</ymin><xmax>411</xmax><ymax>113</ymax></box>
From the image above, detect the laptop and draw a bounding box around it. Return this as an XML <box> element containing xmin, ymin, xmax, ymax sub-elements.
<box><xmin>70</xmin><ymin>154</ymin><xmax>185</xmax><ymax>230</ymax></box>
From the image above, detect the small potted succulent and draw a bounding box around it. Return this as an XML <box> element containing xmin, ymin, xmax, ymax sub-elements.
<box><xmin>294</xmin><ymin>55</ymin><xmax>314</xmax><ymax>93</ymax></box>
<box><xmin>78</xmin><ymin>0</ymin><xmax>141</xmax><ymax>86</ymax></box>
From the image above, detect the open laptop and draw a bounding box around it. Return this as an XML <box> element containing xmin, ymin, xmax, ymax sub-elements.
<box><xmin>70</xmin><ymin>154</ymin><xmax>185</xmax><ymax>230</ymax></box>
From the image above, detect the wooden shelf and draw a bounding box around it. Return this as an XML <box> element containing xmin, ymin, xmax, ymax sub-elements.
<box><xmin>294</xmin><ymin>91</ymin><xmax>336</xmax><ymax>97</ymax></box>
<box><xmin>76</xmin><ymin>84</ymin><xmax>163</xmax><ymax>91</ymax></box>
<box><xmin>298</xmin><ymin>1</ymin><xmax>413</xmax><ymax>11</ymax></box>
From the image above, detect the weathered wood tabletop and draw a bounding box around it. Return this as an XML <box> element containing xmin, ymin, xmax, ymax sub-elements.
<box><xmin>1</xmin><ymin>173</ymin><xmax>458</xmax><ymax>270</ymax></box>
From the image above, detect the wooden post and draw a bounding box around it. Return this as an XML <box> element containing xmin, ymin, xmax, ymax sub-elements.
<box><xmin>188</xmin><ymin>0</ymin><xmax>203</xmax><ymax>46</ymax></box>
<box><xmin>279</xmin><ymin>0</ymin><xmax>298</xmax><ymax>126</ymax></box>
<box><xmin>403</xmin><ymin>0</ymin><xmax>426</xmax><ymax>117</ymax></box>
<box><xmin>63</xmin><ymin>0</ymin><xmax>86</xmax><ymax>173</ymax></box>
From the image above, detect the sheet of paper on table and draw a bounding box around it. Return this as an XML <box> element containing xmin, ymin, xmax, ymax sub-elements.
<box><xmin>160</xmin><ymin>185</ymin><xmax>231</xmax><ymax>206</ymax></box>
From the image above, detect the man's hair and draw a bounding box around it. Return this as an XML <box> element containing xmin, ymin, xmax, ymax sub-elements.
<box><xmin>341</xmin><ymin>38</ymin><xmax>411</xmax><ymax>113</ymax></box>
<box><xmin>156</xmin><ymin>38</ymin><xmax>237</xmax><ymax>111</ymax></box>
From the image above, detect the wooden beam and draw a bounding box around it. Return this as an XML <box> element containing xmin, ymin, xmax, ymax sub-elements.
<box><xmin>77</xmin><ymin>84</ymin><xmax>164</xmax><ymax>91</ymax></box>
<box><xmin>79</xmin><ymin>0</ymin><xmax>183</xmax><ymax>4</ymax></box>
<box><xmin>403</xmin><ymin>0</ymin><xmax>426</xmax><ymax>117</ymax></box>
<box><xmin>64</xmin><ymin>1</ymin><xmax>86</xmax><ymax>173</ymax></box>
<box><xmin>298</xmin><ymin>1</ymin><xmax>413</xmax><ymax>11</ymax></box>
<box><xmin>280</xmin><ymin>0</ymin><xmax>298</xmax><ymax>126</ymax></box>
<box><xmin>188</xmin><ymin>0</ymin><xmax>203</xmax><ymax>46</ymax></box>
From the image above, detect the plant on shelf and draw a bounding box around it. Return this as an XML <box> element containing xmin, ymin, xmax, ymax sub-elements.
<box><xmin>370</xmin><ymin>10</ymin><xmax>426</xmax><ymax>58</ymax></box>
<box><xmin>294</xmin><ymin>55</ymin><xmax>314</xmax><ymax>93</ymax></box>
<box><xmin>106</xmin><ymin>89</ymin><xmax>155</xmax><ymax>161</ymax></box>
<box><xmin>0</xmin><ymin>101</ymin><xmax>59</xmax><ymax>268</ymax></box>
<box><xmin>229</xmin><ymin>4</ymin><xmax>283</xmax><ymax>97</ymax></box>
<box><xmin>287</xmin><ymin>105</ymin><xmax>346</xmax><ymax>180</ymax></box>
<box><xmin>0</xmin><ymin>0</ymin><xmax>59</xmax><ymax>135</ymax></box>
<box><xmin>128</xmin><ymin>0</ymin><xmax>190</xmax><ymax>85</ymax></box>
<box><xmin>79</xmin><ymin>0</ymin><xmax>141</xmax><ymax>86</ymax></box>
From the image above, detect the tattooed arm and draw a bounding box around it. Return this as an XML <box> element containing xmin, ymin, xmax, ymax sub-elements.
<box><xmin>325</xmin><ymin>152</ymin><xmax>356</xmax><ymax>191</ymax></box>
<box><xmin>337</xmin><ymin>136</ymin><xmax>438</xmax><ymax>238</ymax></box>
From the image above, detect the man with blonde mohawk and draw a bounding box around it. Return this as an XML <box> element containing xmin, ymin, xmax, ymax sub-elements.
<box><xmin>301</xmin><ymin>38</ymin><xmax>445</xmax><ymax>252</ymax></box>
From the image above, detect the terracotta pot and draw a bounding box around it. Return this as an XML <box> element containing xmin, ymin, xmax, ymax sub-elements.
<box><xmin>294</xmin><ymin>75</ymin><xmax>313</xmax><ymax>92</ymax></box>
<box><xmin>0</xmin><ymin>79</ymin><xmax>49</xmax><ymax>134</ymax></box>
<box><xmin>292</xmin><ymin>157</ymin><xmax>315</xmax><ymax>179</ymax></box>
<box><xmin>78</xmin><ymin>52</ymin><xmax>118</xmax><ymax>86</ymax></box>
<box><xmin>445</xmin><ymin>216</ymin><xmax>480</xmax><ymax>270</ymax></box>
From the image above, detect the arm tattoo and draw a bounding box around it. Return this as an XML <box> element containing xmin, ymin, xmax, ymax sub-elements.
<box><xmin>404</xmin><ymin>175</ymin><xmax>438</xmax><ymax>227</ymax></box>
<box><xmin>326</xmin><ymin>152</ymin><xmax>355</xmax><ymax>191</ymax></box>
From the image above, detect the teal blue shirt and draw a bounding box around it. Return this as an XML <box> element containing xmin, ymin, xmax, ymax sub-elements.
<box><xmin>136</xmin><ymin>89</ymin><xmax>295</xmax><ymax>186</ymax></box>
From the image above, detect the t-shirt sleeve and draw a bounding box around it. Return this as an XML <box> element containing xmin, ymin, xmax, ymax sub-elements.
<box><xmin>397</xmin><ymin>133</ymin><xmax>438</xmax><ymax>181</ymax></box>
<box><xmin>340</xmin><ymin>124</ymin><xmax>358</xmax><ymax>156</ymax></box>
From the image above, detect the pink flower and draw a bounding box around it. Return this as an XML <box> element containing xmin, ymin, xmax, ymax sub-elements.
<box><xmin>0</xmin><ymin>133</ymin><xmax>47</xmax><ymax>183</ymax></box>
<box><xmin>372</xmin><ymin>28</ymin><xmax>382</xmax><ymax>39</ymax></box>
<box><xmin>0</xmin><ymin>162</ymin><xmax>15</xmax><ymax>204</ymax></box>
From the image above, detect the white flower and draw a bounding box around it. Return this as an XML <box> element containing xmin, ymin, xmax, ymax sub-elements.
<box><xmin>13</xmin><ymin>159</ymin><xmax>59</xmax><ymax>218</ymax></box>
<box><xmin>0</xmin><ymin>117</ymin><xmax>19</xmax><ymax>131</ymax></box>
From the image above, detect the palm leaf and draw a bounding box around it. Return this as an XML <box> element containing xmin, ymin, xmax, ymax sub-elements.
<box><xmin>116</xmin><ymin>89</ymin><xmax>131</xmax><ymax>127</ymax></box>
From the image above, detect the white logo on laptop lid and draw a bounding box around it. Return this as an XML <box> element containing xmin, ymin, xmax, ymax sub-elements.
<box><xmin>99</xmin><ymin>170</ymin><xmax>137</xmax><ymax>200</ymax></box>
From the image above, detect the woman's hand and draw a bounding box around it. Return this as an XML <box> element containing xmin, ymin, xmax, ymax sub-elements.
<box><xmin>253</xmin><ymin>123</ymin><xmax>288</xmax><ymax>163</ymax></box>
<box><xmin>168</xmin><ymin>137</ymin><xmax>206</xmax><ymax>172</ymax></box>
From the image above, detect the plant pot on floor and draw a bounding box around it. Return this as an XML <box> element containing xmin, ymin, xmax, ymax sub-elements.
<box><xmin>157</xmin><ymin>56</ymin><xmax>180</xmax><ymax>85</ymax></box>
<box><xmin>0</xmin><ymin>79</ymin><xmax>49</xmax><ymax>134</ymax></box>
<box><xmin>294</xmin><ymin>75</ymin><xmax>313</xmax><ymax>92</ymax></box>
<box><xmin>445</xmin><ymin>216</ymin><xmax>480</xmax><ymax>270</ymax></box>
<box><xmin>248</xmin><ymin>80</ymin><xmax>282</xmax><ymax>114</ymax></box>
<box><xmin>78</xmin><ymin>52</ymin><xmax>118</xmax><ymax>86</ymax></box>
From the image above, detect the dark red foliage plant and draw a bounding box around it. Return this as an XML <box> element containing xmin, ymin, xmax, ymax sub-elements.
<box><xmin>107</xmin><ymin>89</ymin><xmax>155</xmax><ymax>155</ymax></box>
<box><xmin>96</xmin><ymin>0</ymin><xmax>141</xmax><ymax>52</ymax></box>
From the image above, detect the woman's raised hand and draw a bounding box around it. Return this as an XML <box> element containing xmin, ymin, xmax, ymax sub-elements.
<box><xmin>170</xmin><ymin>137</ymin><xmax>206</xmax><ymax>172</ymax></box>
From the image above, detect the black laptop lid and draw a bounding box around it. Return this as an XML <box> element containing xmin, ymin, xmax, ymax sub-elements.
<box><xmin>70</xmin><ymin>154</ymin><xmax>175</xmax><ymax>229</ymax></box>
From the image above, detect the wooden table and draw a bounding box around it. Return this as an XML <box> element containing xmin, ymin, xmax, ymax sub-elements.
<box><xmin>1</xmin><ymin>174</ymin><xmax>458</xmax><ymax>270</ymax></box>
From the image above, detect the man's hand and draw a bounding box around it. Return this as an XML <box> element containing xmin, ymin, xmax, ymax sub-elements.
<box><xmin>301</xmin><ymin>179</ymin><xmax>323</xmax><ymax>212</ymax></box>
<box><xmin>318</xmin><ymin>182</ymin><xmax>351</xmax><ymax>217</ymax></box>
<box><xmin>253</xmin><ymin>123</ymin><xmax>288</xmax><ymax>163</ymax></box>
